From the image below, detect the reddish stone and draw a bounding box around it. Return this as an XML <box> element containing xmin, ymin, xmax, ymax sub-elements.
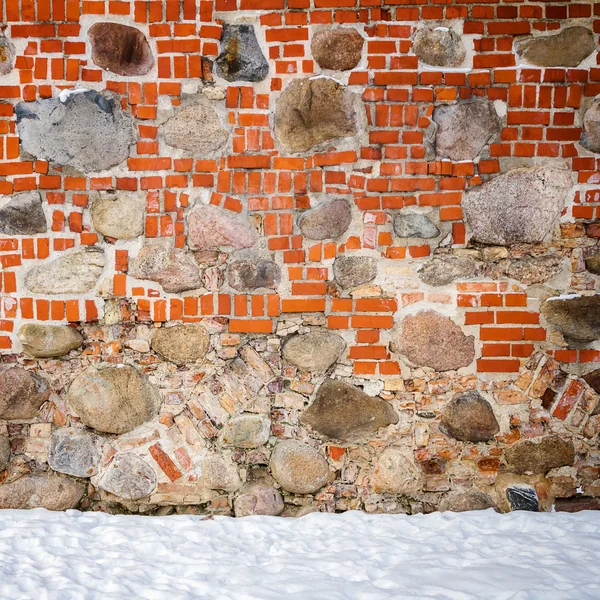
<box><xmin>553</xmin><ymin>379</ymin><xmax>585</xmax><ymax>420</ymax></box>
<box><xmin>149</xmin><ymin>443</ymin><xmax>183</xmax><ymax>482</ymax></box>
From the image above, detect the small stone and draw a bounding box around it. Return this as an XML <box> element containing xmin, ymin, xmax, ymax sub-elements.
<box><xmin>202</xmin><ymin>266</ymin><xmax>224</xmax><ymax>291</ymax></box>
<box><xmin>202</xmin><ymin>86</ymin><xmax>226</xmax><ymax>101</ymax></box>
<box><xmin>151</xmin><ymin>325</ymin><xmax>210</xmax><ymax>365</ymax></box>
<box><xmin>130</xmin><ymin>244</ymin><xmax>202</xmax><ymax>293</ymax></box>
<box><xmin>0</xmin><ymin>192</ymin><xmax>47</xmax><ymax>235</ymax></box>
<box><xmin>25</xmin><ymin>247</ymin><xmax>105</xmax><ymax>295</ymax></box>
<box><xmin>506</xmin><ymin>485</ymin><xmax>539</xmax><ymax>512</ymax></box>
<box><xmin>298</xmin><ymin>199</ymin><xmax>352</xmax><ymax>240</ymax></box>
<box><xmin>282</xmin><ymin>331</ymin><xmax>345</xmax><ymax>371</ymax></box>
<box><xmin>187</xmin><ymin>204</ymin><xmax>258</xmax><ymax>250</ymax></box>
<box><xmin>505</xmin><ymin>436</ymin><xmax>575</xmax><ymax>475</ymax></box>
<box><xmin>439</xmin><ymin>490</ymin><xmax>496</xmax><ymax>512</ymax></box>
<box><xmin>505</xmin><ymin>255</ymin><xmax>563</xmax><ymax>285</ymax></box>
<box><xmin>163</xmin><ymin>96</ymin><xmax>229</xmax><ymax>155</ymax></box>
<box><xmin>301</xmin><ymin>379</ymin><xmax>398</xmax><ymax>442</ymax></box>
<box><xmin>15</xmin><ymin>90</ymin><xmax>133</xmax><ymax>173</ymax></box>
<box><xmin>89</xmin><ymin>22</ymin><xmax>154</xmax><ymax>76</ymax></box>
<box><xmin>91</xmin><ymin>194</ymin><xmax>145</xmax><ymax>239</ymax></box>
<box><xmin>372</xmin><ymin>448</ymin><xmax>421</xmax><ymax>495</ymax></box>
<box><xmin>0</xmin><ymin>436</ymin><xmax>10</xmax><ymax>471</ymax></box>
<box><xmin>393</xmin><ymin>311</ymin><xmax>475</xmax><ymax>372</ymax></box>
<box><xmin>586</xmin><ymin>251</ymin><xmax>600</xmax><ymax>275</ymax></box>
<box><xmin>48</xmin><ymin>427</ymin><xmax>101</xmax><ymax>478</ymax></box>
<box><xmin>216</xmin><ymin>24</ymin><xmax>269</xmax><ymax>82</ymax></box>
<box><xmin>440</xmin><ymin>391</ymin><xmax>500</xmax><ymax>442</ymax></box>
<box><xmin>0</xmin><ymin>367</ymin><xmax>51</xmax><ymax>420</ymax></box>
<box><xmin>418</xmin><ymin>255</ymin><xmax>480</xmax><ymax>287</ymax></box>
<box><xmin>67</xmin><ymin>365</ymin><xmax>161</xmax><ymax>434</ymax></box>
<box><xmin>433</xmin><ymin>101</ymin><xmax>500</xmax><ymax>162</ymax></box>
<box><xmin>276</xmin><ymin>77</ymin><xmax>357</xmax><ymax>153</ymax></box>
<box><xmin>581</xmin><ymin>99</ymin><xmax>600</xmax><ymax>154</ymax></box>
<box><xmin>413</xmin><ymin>26</ymin><xmax>466</xmax><ymax>67</ymax></box>
<box><xmin>517</xmin><ymin>27</ymin><xmax>594</xmax><ymax>68</ymax></box>
<box><xmin>270</xmin><ymin>440</ymin><xmax>330</xmax><ymax>494</ymax></box>
<box><xmin>463</xmin><ymin>167</ymin><xmax>572</xmax><ymax>245</ymax></box>
<box><xmin>99</xmin><ymin>453</ymin><xmax>157</xmax><ymax>500</ymax></box>
<box><xmin>393</xmin><ymin>213</ymin><xmax>440</xmax><ymax>239</ymax></box>
<box><xmin>541</xmin><ymin>295</ymin><xmax>600</xmax><ymax>343</ymax></box>
<box><xmin>0</xmin><ymin>34</ymin><xmax>15</xmax><ymax>75</ymax></box>
<box><xmin>333</xmin><ymin>255</ymin><xmax>377</xmax><ymax>289</ymax></box>
<box><xmin>0</xmin><ymin>474</ymin><xmax>85</xmax><ymax>510</ymax></box>
<box><xmin>234</xmin><ymin>484</ymin><xmax>284</xmax><ymax>517</ymax></box>
<box><xmin>221</xmin><ymin>414</ymin><xmax>271</xmax><ymax>448</ymax></box>
<box><xmin>311</xmin><ymin>28</ymin><xmax>364</xmax><ymax>71</ymax></box>
<box><xmin>228</xmin><ymin>259</ymin><xmax>281</xmax><ymax>292</ymax></box>
<box><xmin>583</xmin><ymin>369</ymin><xmax>600</xmax><ymax>395</ymax></box>
<box><xmin>201</xmin><ymin>453</ymin><xmax>241</xmax><ymax>492</ymax></box>
<box><xmin>18</xmin><ymin>324</ymin><xmax>83</xmax><ymax>358</ymax></box>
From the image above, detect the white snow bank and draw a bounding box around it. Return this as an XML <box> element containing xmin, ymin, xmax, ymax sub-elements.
<box><xmin>1</xmin><ymin>509</ymin><xmax>600</xmax><ymax>599</ymax></box>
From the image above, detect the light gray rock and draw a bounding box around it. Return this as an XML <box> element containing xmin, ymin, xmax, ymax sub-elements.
<box><xmin>270</xmin><ymin>440</ymin><xmax>330</xmax><ymax>494</ymax></box>
<box><xmin>0</xmin><ymin>436</ymin><xmax>10</xmax><ymax>472</ymax></box>
<box><xmin>581</xmin><ymin>99</ymin><xmax>600</xmax><ymax>154</ymax></box>
<box><xmin>505</xmin><ymin>436</ymin><xmax>575</xmax><ymax>475</ymax></box>
<box><xmin>18</xmin><ymin>324</ymin><xmax>83</xmax><ymax>358</ymax></box>
<box><xmin>151</xmin><ymin>325</ymin><xmax>210</xmax><ymax>365</ymax></box>
<box><xmin>0</xmin><ymin>474</ymin><xmax>85</xmax><ymax>510</ymax></box>
<box><xmin>418</xmin><ymin>254</ymin><xmax>480</xmax><ymax>286</ymax></box>
<box><xmin>283</xmin><ymin>331</ymin><xmax>346</xmax><ymax>372</ymax></box>
<box><xmin>15</xmin><ymin>90</ymin><xmax>133</xmax><ymax>173</ymax></box>
<box><xmin>221</xmin><ymin>414</ymin><xmax>271</xmax><ymax>448</ymax></box>
<box><xmin>216</xmin><ymin>24</ymin><xmax>269</xmax><ymax>82</ymax></box>
<box><xmin>541</xmin><ymin>295</ymin><xmax>600</xmax><ymax>343</ymax></box>
<box><xmin>516</xmin><ymin>27</ymin><xmax>595</xmax><ymax>68</ymax></box>
<box><xmin>299</xmin><ymin>199</ymin><xmax>352</xmax><ymax>240</ymax></box>
<box><xmin>201</xmin><ymin>454</ymin><xmax>241</xmax><ymax>492</ymax></box>
<box><xmin>0</xmin><ymin>367</ymin><xmax>51</xmax><ymax>420</ymax></box>
<box><xmin>311</xmin><ymin>28</ymin><xmax>364</xmax><ymax>71</ymax></box>
<box><xmin>440</xmin><ymin>392</ymin><xmax>500</xmax><ymax>442</ymax></box>
<box><xmin>187</xmin><ymin>204</ymin><xmax>258</xmax><ymax>250</ymax></box>
<box><xmin>0</xmin><ymin>192</ymin><xmax>47</xmax><ymax>235</ymax></box>
<box><xmin>25</xmin><ymin>247</ymin><xmax>105</xmax><ymax>295</ymax></box>
<box><xmin>394</xmin><ymin>213</ymin><xmax>440</xmax><ymax>239</ymax></box>
<box><xmin>333</xmin><ymin>255</ymin><xmax>377</xmax><ymax>289</ymax></box>
<box><xmin>413</xmin><ymin>26</ymin><xmax>466</xmax><ymax>67</ymax></box>
<box><xmin>228</xmin><ymin>259</ymin><xmax>281</xmax><ymax>291</ymax></box>
<box><xmin>372</xmin><ymin>448</ymin><xmax>421</xmax><ymax>494</ymax></box>
<box><xmin>99</xmin><ymin>453</ymin><xmax>157</xmax><ymax>500</ymax></box>
<box><xmin>0</xmin><ymin>34</ymin><xmax>15</xmax><ymax>75</ymax></box>
<box><xmin>234</xmin><ymin>484</ymin><xmax>284</xmax><ymax>517</ymax></box>
<box><xmin>48</xmin><ymin>427</ymin><xmax>101</xmax><ymax>478</ymax></box>
<box><xmin>91</xmin><ymin>194</ymin><xmax>145</xmax><ymax>239</ymax></box>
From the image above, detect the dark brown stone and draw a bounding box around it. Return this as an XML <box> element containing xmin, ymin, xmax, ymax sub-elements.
<box><xmin>583</xmin><ymin>369</ymin><xmax>600</xmax><ymax>395</ymax></box>
<box><xmin>440</xmin><ymin>392</ymin><xmax>500</xmax><ymax>442</ymax></box>
<box><xmin>505</xmin><ymin>436</ymin><xmax>575</xmax><ymax>475</ymax></box>
<box><xmin>439</xmin><ymin>490</ymin><xmax>497</xmax><ymax>512</ymax></box>
<box><xmin>541</xmin><ymin>295</ymin><xmax>600</xmax><ymax>343</ymax></box>
<box><xmin>554</xmin><ymin>497</ymin><xmax>600</xmax><ymax>512</ymax></box>
<box><xmin>311</xmin><ymin>28</ymin><xmax>364</xmax><ymax>71</ymax></box>
<box><xmin>0</xmin><ymin>367</ymin><xmax>51</xmax><ymax>420</ymax></box>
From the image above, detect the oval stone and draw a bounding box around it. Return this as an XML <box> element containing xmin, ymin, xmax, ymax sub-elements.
<box><xmin>48</xmin><ymin>427</ymin><xmax>101</xmax><ymax>478</ymax></box>
<box><xmin>221</xmin><ymin>414</ymin><xmax>271</xmax><ymax>448</ymax></box>
<box><xmin>282</xmin><ymin>331</ymin><xmax>346</xmax><ymax>371</ymax></box>
<box><xmin>311</xmin><ymin>28</ymin><xmax>364</xmax><ymax>71</ymax></box>
<box><xmin>0</xmin><ymin>474</ymin><xmax>85</xmax><ymax>510</ymax></box>
<box><xmin>440</xmin><ymin>392</ymin><xmax>500</xmax><ymax>442</ymax></box>
<box><xmin>18</xmin><ymin>324</ymin><xmax>83</xmax><ymax>358</ymax></box>
<box><xmin>151</xmin><ymin>325</ymin><xmax>210</xmax><ymax>365</ymax></box>
<box><xmin>298</xmin><ymin>199</ymin><xmax>352</xmax><ymax>240</ymax></box>
<box><xmin>91</xmin><ymin>194</ymin><xmax>145</xmax><ymax>239</ymax></box>
<box><xmin>228</xmin><ymin>259</ymin><xmax>281</xmax><ymax>292</ymax></box>
<box><xmin>0</xmin><ymin>367</ymin><xmax>51</xmax><ymax>420</ymax></box>
<box><xmin>270</xmin><ymin>440</ymin><xmax>330</xmax><ymax>494</ymax></box>
<box><xmin>99</xmin><ymin>453</ymin><xmax>157</xmax><ymax>500</ymax></box>
<box><xmin>333</xmin><ymin>255</ymin><xmax>377</xmax><ymax>289</ymax></box>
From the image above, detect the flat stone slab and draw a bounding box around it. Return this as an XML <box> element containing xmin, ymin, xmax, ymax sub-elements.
<box><xmin>516</xmin><ymin>27</ymin><xmax>594</xmax><ymax>68</ymax></box>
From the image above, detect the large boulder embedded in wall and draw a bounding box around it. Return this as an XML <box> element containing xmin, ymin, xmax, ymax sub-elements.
<box><xmin>275</xmin><ymin>77</ymin><xmax>358</xmax><ymax>153</ymax></box>
<box><xmin>0</xmin><ymin>367</ymin><xmax>50</xmax><ymax>420</ymax></box>
<box><xmin>48</xmin><ymin>427</ymin><xmax>101</xmax><ymax>478</ymax></box>
<box><xmin>221</xmin><ymin>414</ymin><xmax>271</xmax><ymax>448</ymax></box>
<box><xmin>413</xmin><ymin>26</ymin><xmax>466</xmax><ymax>67</ymax></box>
<box><xmin>580</xmin><ymin>99</ymin><xmax>600</xmax><ymax>154</ymax></box>
<box><xmin>504</xmin><ymin>436</ymin><xmax>575</xmax><ymax>475</ymax></box>
<box><xmin>311</xmin><ymin>28</ymin><xmax>364</xmax><ymax>71</ymax></box>
<box><xmin>130</xmin><ymin>244</ymin><xmax>202</xmax><ymax>293</ymax></box>
<box><xmin>216</xmin><ymin>23</ymin><xmax>269</xmax><ymax>82</ymax></box>
<box><xmin>91</xmin><ymin>194</ymin><xmax>145</xmax><ymax>240</ymax></box>
<box><xmin>187</xmin><ymin>204</ymin><xmax>258</xmax><ymax>250</ymax></box>
<box><xmin>0</xmin><ymin>474</ymin><xmax>85</xmax><ymax>510</ymax></box>
<box><xmin>393</xmin><ymin>213</ymin><xmax>440</xmax><ymax>239</ymax></box>
<box><xmin>89</xmin><ymin>22</ymin><xmax>154</xmax><ymax>76</ymax></box>
<box><xmin>15</xmin><ymin>91</ymin><xmax>133</xmax><ymax>173</ymax></box>
<box><xmin>18</xmin><ymin>324</ymin><xmax>83</xmax><ymax>358</ymax></box>
<box><xmin>372</xmin><ymin>448</ymin><xmax>421</xmax><ymax>494</ymax></box>
<box><xmin>505</xmin><ymin>255</ymin><xmax>563</xmax><ymax>285</ymax></box>
<box><xmin>0</xmin><ymin>34</ymin><xmax>15</xmax><ymax>75</ymax></box>
<box><xmin>0</xmin><ymin>436</ymin><xmax>9</xmax><ymax>472</ymax></box>
<box><xmin>301</xmin><ymin>379</ymin><xmax>399</xmax><ymax>443</ymax></box>
<box><xmin>439</xmin><ymin>490</ymin><xmax>497</xmax><ymax>512</ymax></box>
<box><xmin>163</xmin><ymin>96</ymin><xmax>229</xmax><ymax>155</ymax></box>
<box><xmin>228</xmin><ymin>259</ymin><xmax>281</xmax><ymax>292</ymax></box>
<box><xmin>151</xmin><ymin>325</ymin><xmax>210</xmax><ymax>365</ymax></box>
<box><xmin>67</xmin><ymin>365</ymin><xmax>161</xmax><ymax>434</ymax></box>
<box><xmin>432</xmin><ymin>101</ymin><xmax>500</xmax><ymax>162</ymax></box>
<box><xmin>440</xmin><ymin>392</ymin><xmax>500</xmax><ymax>442</ymax></box>
<box><xmin>516</xmin><ymin>27</ymin><xmax>595</xmax><ymax>68</ymax></box>
<box><xmin>541</xmin><ymin>295</ymin><xmax>600</xmax><ymax>343</ymax></box>
<box><xmin>234</xmin><ymin>484</ymin><xmax>284</xmax><ymax>517</ymax></box>
<box><xmin>298</xmin><ymin>199</ymin><xmax>353</xmax><ymax>240</ymax></box>
<box><xmin>25</xmin><ymin>247</ymin><xmax>105</xmax><ymax>295</ymax></box>
<box><xmin>0</xmin><ymin>192</ymin><xmax>47</xmax><ymax>235</ymax></box>
<box><xmin>282</xmin><ymin>331</ymin><xmax>346</xmax><ymax>371</ymax></box>
<box><xmin>333</xmin><ymin>255</ymin><xmax>377</xmax><ymax>289</ymax></box>
<box><xmin>393</xmin><ymin>311</ymin><xmax>475</xmax><ymax>372</ymax></box>
<box><xmin>270</xmin><ymin>440</ymin><xmax>330</xmax><ymax>494</ymax></box>
<box><xmin>462</xmin><ymin>167</ymin><xmax>572</xmax><ymax>245</ymax></box>
<box><xmin>99</xmin><ymin>453</ymin><xmax>157</xmax><ymax>500</ymax></box>
<box><xmin>418</xmin><ymin>254</ymin><xmax>480</xmax><ymax>287</ymax></box>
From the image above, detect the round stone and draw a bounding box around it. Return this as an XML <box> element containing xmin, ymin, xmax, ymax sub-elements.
<box><xmin>311</xmin><ymin>28</ymin><xmax>364</xmax><ymax>71</ymax></box>
<box><xmin>270</xmin><ymin>440</ymin><xmax>330</xmax><ymax>494</ymax></box>
<box><xmin>393</xmin><ymin>213</ymin><xmax>440</xmax><ymax>239</ymax></box>
<box><xmin>333</xmin><ymin>255</ymin><xmax>377</xmax><ymax>289</ymax></box>
<box><xmin>221</xmin><ymin>414</ymin><xmax>271</xmax><ymax>448</ymax></box>
<box><xmin>298</xmin><ymin>199</ymin><xmax>352</xmax><ymax>240</ymax></box>
<box><xmin>516</xmin><ymin>27</ymin><xmax>594</xmax><ymax>68</ymax></box>
<box><xmin>0</xmin><ymin>192</ymin><xmax>47</xmax><ymax>236</ymax></box>
<box><xmin>201</xmin><ymin>453</ymin><xmax>242</xmax><ymax>492</ymax></box>
<box><xmin>216</xmin><ymin>24</ymin><xmax>269</xmax><ymax>82</ymax></box>
<box><xmin>0</xmin><ymin>474</ymin><xmax>85</xmax><ymax>510</ymax></box>
<box><xmin>0</xmin><ymin>436</ymin><xmax>10</xmax><ymax>471</ymax></box>
<box><xmin>228</xmin><ymin>259</ymin><xmax>281</xmax><ymax>292</ymax></box>
<box><xmin>541</xmin><ymin>295</ymin><xmax>600</xmax><ymax>343</ymax></box>
<box><xmin>0</xmin><ymin>367</ymin><xmax>51</xmax><ymax>420</ymax></box>
<box><xmin>372</xmin><ymin>448</ymin><xmax>421</xmax><ymax>494</ymax></box>
<box><xmin>505</xmin><ymin>436</ymin><xmax>575</xmax><ymax>475</ymax></box>
<box><xmin>413</xmin><ymin>26</ymin><xmax>466</xmax><ymax>67</ymax></box>
<box><xmin>99</xmin><ymin>453</ymin><xmax>157</xmax><ymax>500</ymax></box>
<box><xmin>91</xmin><ymin>194</ymin><xmax>145</xmax><ymax>239</ymax></box>
<box><xmin>48</xmin><ymin>427</ymin><xmax>101</xmax><ymax>478</ymax></box>
<box><xmin>440</xmin><ymin>392</ymin><xmax>500</xmax><ymax>442</ymax></box>
<box><xmin>151</xmin><ymin>325</ymin><xmax>210</xmax><ymax>365</ymax></box>
<box><xmin>282</xmin><ymin>331</ymin><xmax>346</xmax><ymax>372</ymax></box>
<box><xmin>233</xmin><ymin>484</ymin><xmax>284</xmax><ymax>517</ymax></box>
<box><xmin>18</xmin><ymin>324</ymin><xmax>83</xmax><ymax>358</ymax></box>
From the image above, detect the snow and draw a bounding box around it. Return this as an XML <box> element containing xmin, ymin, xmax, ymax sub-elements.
<box><xmin>1</xmin><ymin>509</ymin><xmax>600</xmax><ymax>599</ymax></box>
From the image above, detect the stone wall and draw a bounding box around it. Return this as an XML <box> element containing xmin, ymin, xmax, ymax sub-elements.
<box><xmin>0</xmin><ymin>1</ymin><xmax>599</xmax><ymax>516</ymax></box>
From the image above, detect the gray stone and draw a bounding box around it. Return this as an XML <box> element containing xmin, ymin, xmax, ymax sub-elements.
<box><xmin>48</xmin><ymin>427</ymin><xmax>101</xmax><ymax>478</ymax></box>
<box><xmin>0</xmin><ymin>192</ymin><xmax>47</xmax><ymax>235</ymax></box>
<box><xmin>221</xmin><ymin>414</ymin><xmax>271</xmax><ymax>448</ymax></box>
<box><xmin>433</xmin><ymin>101</ymin><xmax>500</xmax><ymax>162</ymax></box>
<box><xmin>270</xmin><ymin>440</ymin><xmax>330</xmax><ymax>494</ymax></box>
<box><xmin>581</xmin><ymin>99</ymin><xmax>600</xmax><ymax>154</ymax></box>
<box><xmin>163</xmin><ymin>96</ymin><xmax>229</xmax><ymax>155</ymax></box>
<box><xmin>91</xmin><ymin>194</ymin><xmax>145</xmax><ymax>239</ymax></box>
<box><xmin>311</xmin><ymin>28</ymin><xmax>364</xmax><ymax>71</ymax></box>
<box><xmin>228</xmin><ymin>259</ymin><xmax>280</xmax><ymax>291</ymax></box>
<box><xmin>506</xmin><ymin>485</ymin><xmax>539</xmax><ymax>512</ymax></box>
<box><xmin>418</xmin><ymin>254</ymin><xmax>480</xmax><ymax>286</ymax></box>
<box><xmin>298</xmin><ymin>199</ymin><xmax>352</xmax><ymax>240</ymax></box>
<box><xmin>0</xmin><ymin>436</ymin><xmax>10</xmax><ymax>472</ymax></box>
<box><xmin>18</xmin><ymin>324</ymin><xmax>83</xmax><ymax>358</ymax></box>
<box><xmin>586</xmin><ymin>251</ymin><xmax>600</xmax><ymax>275</ymax></box>
<box><xmin>393</xmin><ymin>213</ymin><xmax>440</xmax><ymax>239</ymax></box>
<box><xmin>394</xmin><ymin>311</ymin><xmax>475</xmax><ymax>371</ymax></box>
<box><xmin>301</xmin><ymin>379</ymin><xmax>398</xmax><ymax>442</ymax></box>
<box><xmin>505</xmin><ymin>436</ymin><xmax>575</xmax><ymax>475</ymax></box>
<box><xmin>333</xmin><ymin>255</ymin><xmax>377</xmax><ymax>289</ymax></box>
<box><xmin>541</xmin><ymin>295</ymin><xmax>600</xmax><ymax>343</ymax></box>
<box><xmin>413</xmin><ymin>26</ymin><xmax>466</xmax><ymax>67</ymax></box>
<box><xmin>439</xmin><ymin>490</ymin><xmax>497</xmax><ymax>512</ymax></box>
<box><xmin>517</xmin><ymin>27</ymin><xmax>595</xmax><ymax>68</ymax></box>
<box><xmin>463</xmin><ymin>167</ymin><xmax>572</xmax><ymax>245</ymax></box>
<box><xmin>276</xmin><ymin>77</ymin><xmax>358</xmax><ymax>153</ymax></box>
<box><xmin>372</xmin><ymin>448</ymin><xmax>421</xmax><ymax>495</ymax></box>
<box><xmin>0</xmin><ymin>367</ymin><xmax>50</xmax><ymax>420</ymax></box>
<box><xmin>187</xmin><ymin>203</ymin><xmax>258</xmax><ymax>250</ymax></box>
<box><xmin>440</xmin><ymin>391</ymin><xmax>500</xmax><ymax>442</ymax></box>
<box><xmin>283</xmin><ymin>331</ymin><xmax>345</xmax><ymax>372</ymax></box>
<box><xmin>15</xmin><ymin>90</ymin><xmax>133</xmax><ymax>173</ymax></box>
<box><xmin>0</xmin><ymin>474</ymin><xmax>85</xmax><ymax>510</ymax></box>
<box><xmin>130</xmin><ymin>244</ymin><xmax>202</xmax><ymax>293</ymax></box>
<box><xmin>67</xmin><ymin>365</ymin><xmax>161</xmax><ymax>434</ymax></box>
<box><xmin>151</xmin><ymin>325</ymin><xmax>210</xmax><ymax>365</ymax></box>
<box><xmin>216</xmin><ymin>23</ymin><xmax>269</xmax><ymax>82</ymax></box>
<box><xmin>0</xmin><ymin>34</ymin><xmax>15</xmax><ymax>75</ymax></box>
<box><xmin>201</xmin><ymin>453</ymin><xmax>241</xmax><ymax>492</ymax></box>
<box><xmin>234</xmin><ymin>484</ymin><xmax>284</xmax><ymax>517</ymax></box>
<box><xmin>25</xmin><ymin>247</ymin><xmax>105</xmax><ymax>295</ymax></box>
<box><xmin>99</xmin><ymin>453</ymin><xmax>157</xmax><ymax>500</ymax></box>
<box><xmin>505</xmin><ymin>255</ymin><xmax>563</xmax><ymax>285</ymax></box>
